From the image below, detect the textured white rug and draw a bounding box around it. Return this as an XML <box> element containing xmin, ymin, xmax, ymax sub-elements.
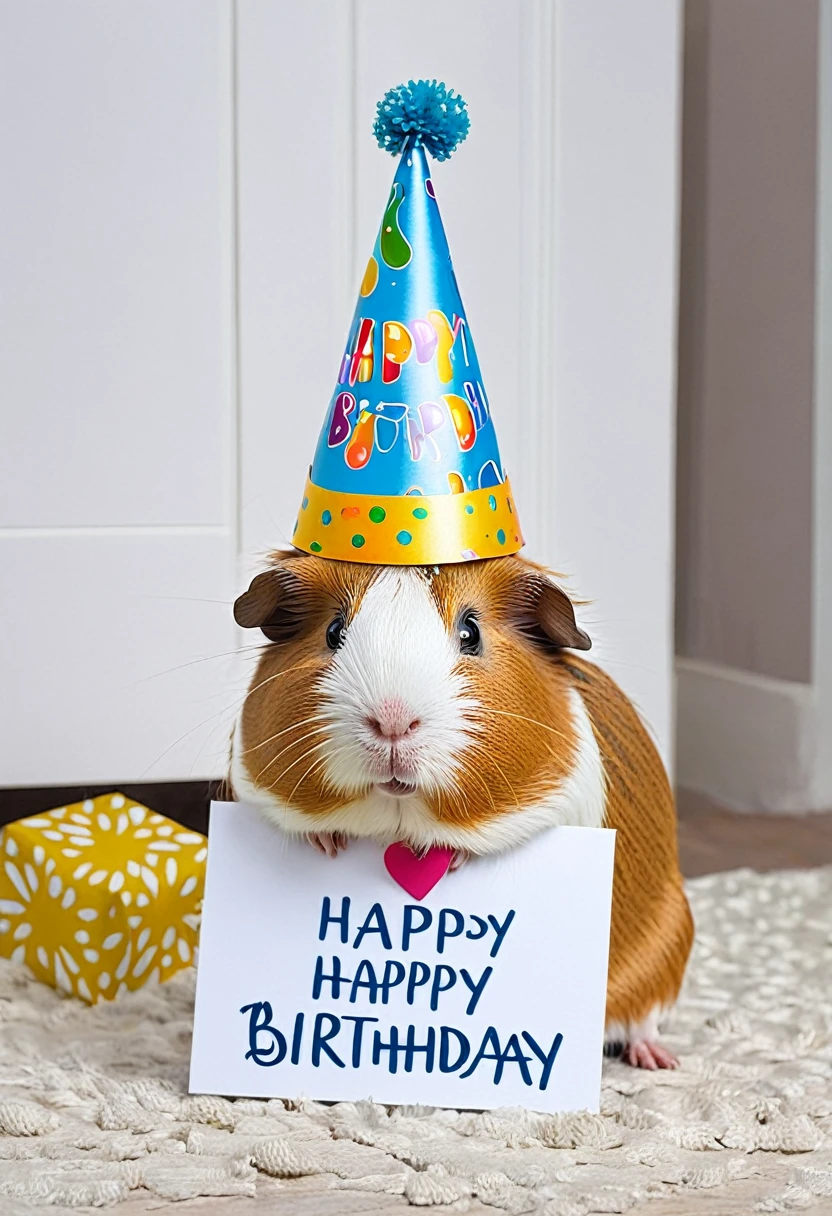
<box><xmin>0</xmin><ymin>866</ymin><xmax>831</xmax><ymax>1214</ymax></box>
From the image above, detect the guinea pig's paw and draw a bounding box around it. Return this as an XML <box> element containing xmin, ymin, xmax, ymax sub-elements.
<box><xmin>449</xmin><ymin>848</ymin><xmax>472</xmax><ymax>872</ymax></box>
<box><xmin>306</xmin><ymin>831</ymin><xmax>348</xmax><ymax>859</ymax></box>
<box><xmin>622</xmin><ymin>1040</ymin><xmax>679</xmax><ymax>1070</ymax></box>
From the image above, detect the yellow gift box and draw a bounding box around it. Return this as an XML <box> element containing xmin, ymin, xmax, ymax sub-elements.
<box><xmin>0</xmin><ymin>792</ymin><xmax>206</xmax><ymax>1003</ymax></box>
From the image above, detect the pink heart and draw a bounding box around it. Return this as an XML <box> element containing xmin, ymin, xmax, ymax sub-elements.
<box><xmin>384</xmin><ymin>841</ymin><xmax>453</xmax><ymax>901</ymax></box>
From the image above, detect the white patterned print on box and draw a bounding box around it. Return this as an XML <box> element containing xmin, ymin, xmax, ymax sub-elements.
<box><xmin>0</xmin><ymin>793</ymin><xmax>206</xmax><ymax>1003</ymax></box>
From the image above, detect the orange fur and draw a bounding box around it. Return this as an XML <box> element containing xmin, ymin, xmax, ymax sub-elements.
<box><xmin>237</xmin><ymin>555</ymin><xmax>375</xmax><ymax>815</ymax></box>
<box><xmin>424</xmin><ymin>560</ymin><xmax>578</xmax><ymax>827</ymax></box>
<box><xmin>561</xmin><ymin>656</ymin><xmax>694</xmax><ymax>1028</ymax></box>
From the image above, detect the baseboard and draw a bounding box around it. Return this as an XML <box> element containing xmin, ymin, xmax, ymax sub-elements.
<box><xmin>675</xmin><ymin>657</ymin><xmax>820</xmax><ymax>813</ymax></box>
<box><xmin>0</xmin><ymin>782</ymin><xmax>215</xmax><ymax>835</ymax></box>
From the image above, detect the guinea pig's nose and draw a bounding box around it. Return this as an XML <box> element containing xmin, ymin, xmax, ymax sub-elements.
<box><xmin>366</xmin><ymin>699</ymin><xmax>421</xmax><ymax>742</ymax></box>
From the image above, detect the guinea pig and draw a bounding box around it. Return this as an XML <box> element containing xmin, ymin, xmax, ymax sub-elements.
<box><xmin>230</xmin><ymin>549</ymin><xmax>693</xmax><ymax>1070</ymax></box>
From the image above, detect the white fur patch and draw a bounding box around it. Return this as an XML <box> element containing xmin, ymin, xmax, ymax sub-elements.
<box><xmin>439</xmin><ymin>687</ymin><xmax>608</xmax><ymax>854</ymax></box>
<box><xmin>317</xmin><ymin>568</ymin><xmax>477</xmax><ymax>796</ymax></box>
<box><xmin>605</xmin><ymin>1004</ymin><xmax>673</xmax><ymax>1046</ymax></box>
<box><xmin>232</xmin><ymin>569</ymin><xmax>480</xmax><ymax>842</ymax></box>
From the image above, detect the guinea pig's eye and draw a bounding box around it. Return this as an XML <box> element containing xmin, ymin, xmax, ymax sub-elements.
<box><xmin>326</xmin><ymin>615</ymin><xmax>346</xmax><ymax>651</ymax></box>
<box><xmin>458</xmin><ymin>612</ymin><xmax>482</xmax><ymax>656</ymax></box>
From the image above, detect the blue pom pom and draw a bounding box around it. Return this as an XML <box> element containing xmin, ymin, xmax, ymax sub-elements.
<box><xmin>373</xmin><ymin>80</ymin><xmax>469</xmax><ymax>161</ymax></box>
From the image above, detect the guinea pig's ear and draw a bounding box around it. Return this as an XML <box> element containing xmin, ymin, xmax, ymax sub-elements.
<box><xmin>233</xmin><ymin>561</ymin><xmax>307</xmax><ymax>643</ymax></box>
<box><xmin>522</xmin><ymin>572</ymin><xmax>591</xmax><ymax>652</ymax></box>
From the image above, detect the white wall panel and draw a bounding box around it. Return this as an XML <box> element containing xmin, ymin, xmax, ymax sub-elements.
<box><xmin>548</xmin><ymin>0</ymin><xmax>681</xmax><ymax>761</ymax></box>
<box><xmin>0</xmin><ymin>0</ymin><xmax>238</xmax><ymax>786</ymax></box>
<box><xmin>0</xmin><ymin>0</ymin><xmax>234</xmax><ymax>528</ymax></box>
<box><xmin>0</xmin><ymin>534</ymin><xmax>238</xmax><ymax>786</ymax></box>
<box><xmin>235</xmin><ymin>0</ymin><xmax>354</xmax><ymax>564</ymax></box>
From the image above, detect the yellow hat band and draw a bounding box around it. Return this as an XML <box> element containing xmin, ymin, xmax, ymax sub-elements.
<box><xmin>292</xmin><ymin>477</ymin><xmax>523</xmax><ymax>566</ymax></box>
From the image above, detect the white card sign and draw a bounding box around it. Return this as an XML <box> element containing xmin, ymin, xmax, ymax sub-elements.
<box><xmin>190</xmin><ymin>802</ymin><xmax>615</xmax><ymax>1114</ymax></box>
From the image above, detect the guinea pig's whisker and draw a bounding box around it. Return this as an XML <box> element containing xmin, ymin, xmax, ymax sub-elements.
<box><xmin>266</xmin><ymin>734</ymin><xmax>345</xmax><ymax>792</ymax></box>
<box><xmin>187</xmin><ymin>713</ymin><xmax>237</xmax><ymax>779</ymax></box>
<box><xmin>242</xmin><ymin>659</ymin><xmax>323</xmax><ymax>705</ymax></box>
<box><xmin>448</xmin><ymin>756</ymin><xmax>497</xmax><ymax>816</ymax></box>
<box><xmin>470</xmin><ymin>725</ymin><xmax>560</xmax><ymax>771</ymax></box>
<box><xmin>126</xmin><ymin>643</ymin><xmax>270</xmax><ymax>689</ymax></box>
<box><xmin>476</xmin><ymin>707</ymin><xmax>573</xmax><ymax>745</ymax></box>
<box><xmin>239</xmin><ymin>713</ymin><xmax>330</xmax><ymax>757</ymax></box>
<box><xmin>466</xmin><ymin>737</ymin><xmax>516</xmax><ymax>779</ymax></box>
<box><xmin>139</xmin><ymin>699</ymin><xmax>245</xmax><ymax>778</ymax></box>
<box><xmin>286</xmin><ymin>757</ymin><xmax>328</xmax><ymax>807</ymax></box>
<box><xmin>466</xmin><ymin>743</ymin><xmax>521</xmax><ymax>811</ymax></box>
<box><xmin>467</xmin><ymin>768</ymin><xmax>499</xmax><ymax>815</ymax></box>
<box><xmin>285</xmin><ymin>745</ymin><xmax>350</xmax><ymax>808</ymax></box>
<box><xmin>459</xmin><ymin>716</ymin><xmax>486</xmax><ymax>735</ymax></box>
<box><xmin>140</xmin><ymin>660</ymin><xmax>325</xmax><ymax>777</ymax></box>
<box><xmin>255</xmin><ymin>725</ymin><xmax>331</xmax><ymax>784</ymax></box>
<box><xmin>265</xmin><ymin>737</ymin><xmax>335</xmax><ymax>792</ymax></box>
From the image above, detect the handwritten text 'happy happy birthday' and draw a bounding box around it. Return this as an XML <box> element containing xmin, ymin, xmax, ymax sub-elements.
<box><xmin>240</xmin><ymin>897</ymin><xmax>564</xmax><ymax>1091</ymax></box>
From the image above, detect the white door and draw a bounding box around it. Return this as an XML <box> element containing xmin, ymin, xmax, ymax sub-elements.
<box><xmin>1</xmin><ymin>0</ymin><xmax>680</xmax><ymax>787</ymax></box>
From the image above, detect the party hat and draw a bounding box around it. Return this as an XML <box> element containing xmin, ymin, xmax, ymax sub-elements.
<box><xmin>293</xmin><ymin>80</ymin><xmax>523</xmax><ymax>566</ymax></box>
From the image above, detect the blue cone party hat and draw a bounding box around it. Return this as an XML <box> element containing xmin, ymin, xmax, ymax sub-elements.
<box><xmin>293</xmin><ymin>80</ymin><xmax>523</xmax><ymax>566</ymax></box>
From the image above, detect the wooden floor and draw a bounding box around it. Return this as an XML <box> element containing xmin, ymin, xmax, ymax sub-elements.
<box><xmin>676</xmin><ymin>787</ymin><xmax>832</xmax><ymax>875</ymax></box>
<box><xmin>2</xmin><ymin>781</ymin><xmax>832</xmax><ymax>878</ymax></box>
